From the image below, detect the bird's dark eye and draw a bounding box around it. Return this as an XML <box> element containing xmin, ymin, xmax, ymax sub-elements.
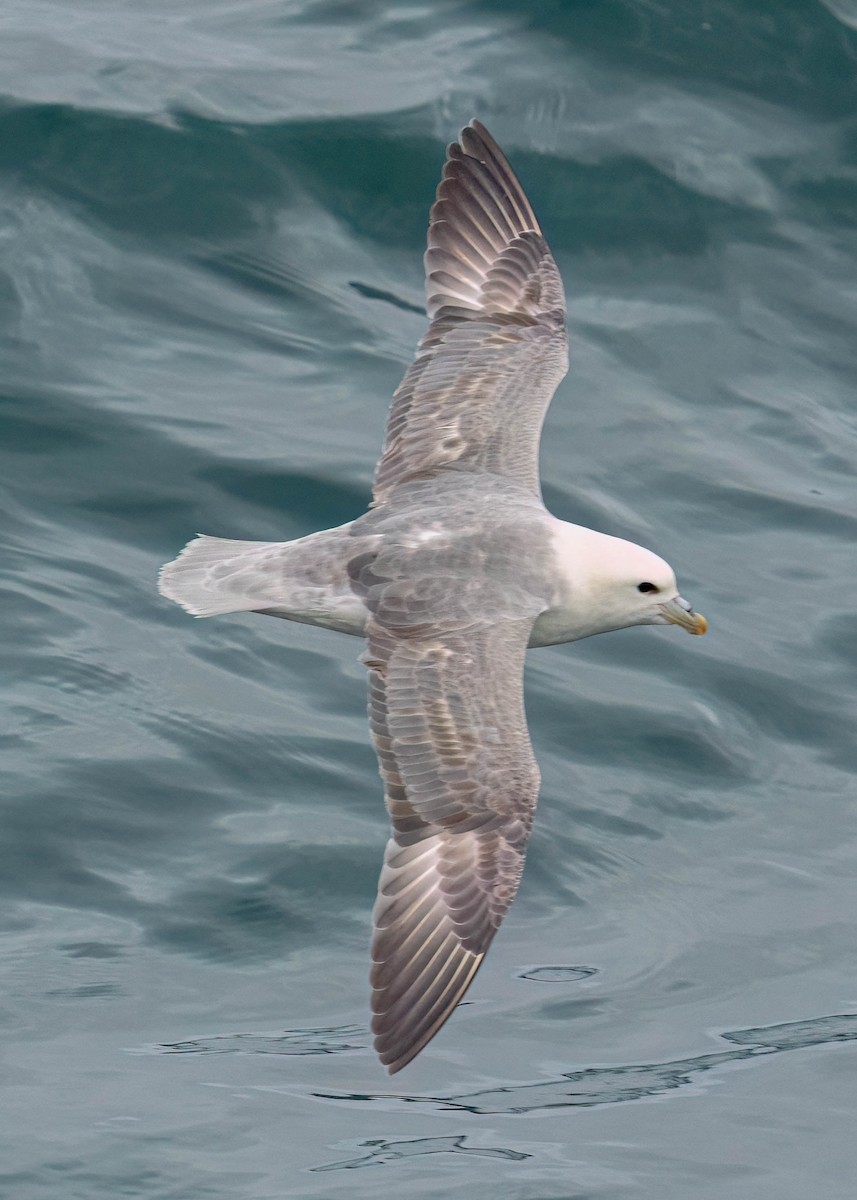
<box><xmin>637</xmin><ymin>581</ymin><xmax>658</xmax><ymax>594</ymax></box>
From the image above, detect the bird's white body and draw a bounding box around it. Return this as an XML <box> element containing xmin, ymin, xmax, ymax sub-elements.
<box><xmin>161</xmin><ymin>514</ymin><xmax>686</xmax><ymax>647</ymax></box>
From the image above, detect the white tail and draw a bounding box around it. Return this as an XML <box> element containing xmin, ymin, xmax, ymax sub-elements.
<box><xmin>158</xmin><ymin>535</ymin><xmax>291</xmax><ymax>618</ymax></box>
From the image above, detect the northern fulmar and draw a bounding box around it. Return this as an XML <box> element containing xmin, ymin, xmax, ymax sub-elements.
<box><xmin>159</xmin><ymin>120</ymin><xmax>707</xmax><ymax>1074</ymax></box>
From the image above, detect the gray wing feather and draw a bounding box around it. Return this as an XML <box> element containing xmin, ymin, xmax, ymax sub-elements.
<box><xmin>351</xmin><ymin>544</ymin><xmax>541</xmax><ymax>1073</ymax></box>
<box><xmin>372</xmin><ymin>120</ymin><xmax>569</xmax><ymax>504</ymax></box>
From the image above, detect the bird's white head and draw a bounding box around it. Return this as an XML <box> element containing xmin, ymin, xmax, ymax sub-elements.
<box><xmin>535</xmin><ymin>520</ymin><xmax>707</xmax><ymax>646</ymax></box>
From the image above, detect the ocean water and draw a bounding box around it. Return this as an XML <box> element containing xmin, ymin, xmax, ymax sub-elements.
<box><xmin>2</xmin><ymin>1</ymin><xmax>857</xmax><ymax>1195</ymax></box>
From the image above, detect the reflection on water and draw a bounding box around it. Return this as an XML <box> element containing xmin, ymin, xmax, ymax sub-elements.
<box><xmin>311</xmin><ymin>1134</ymin><xmax>530</xmax><ymax>1172</ymax></box>
<box><xmin>311</xmin><ymin>1013</ymin><xmax>857</xmax><ymax>1115</ymax></box>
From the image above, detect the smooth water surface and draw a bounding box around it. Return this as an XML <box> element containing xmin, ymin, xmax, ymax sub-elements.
<box><xmin>2</xmin><ymin>1</ymin><xmax>857</xmax><ymax>1196</ymax></box>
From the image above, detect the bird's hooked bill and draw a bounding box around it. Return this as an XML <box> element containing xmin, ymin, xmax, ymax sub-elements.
<box><xmin>660</xmin><ymin>595</ymin><xmax>708</xmax><ymax>635</ymax></box>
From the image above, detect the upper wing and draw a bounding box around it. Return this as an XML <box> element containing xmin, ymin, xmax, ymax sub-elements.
<box><xmin>356</xmin><ymin>606</ymin><xmax>540</xmax><ymax>1074</ymax></box>
<box><xmin>372</xmin><ymin>120</ymin><xmax>568</xmax><ymax>505</ymax></box>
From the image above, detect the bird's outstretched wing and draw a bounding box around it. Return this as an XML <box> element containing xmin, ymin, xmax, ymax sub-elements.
<box><xmin>350</xmin><ymin>537</ymin><xmax>541</xmax><ymax>1073</ymax></box>
<box><xmin>373</xmin><ymin>120</ymin><xmax>568</xmax><ymax>504</ymax></box>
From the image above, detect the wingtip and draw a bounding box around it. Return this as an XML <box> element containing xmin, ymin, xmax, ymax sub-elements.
<box><xmin>376</xmin><ymin>1038</ymin><xmax>425</xmax><ymax>1076</ymax></box>
<box><xmin>446</xmin><ymin>118</ymin><xmax>492</xmax><ymax>157</ymax></box>
<box><xmin>371</xmin><ymin>940</ymin><xmax>489</xmax><ymax>1074</ymax></box>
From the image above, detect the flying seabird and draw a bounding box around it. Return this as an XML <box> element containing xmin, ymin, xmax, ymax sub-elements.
<box><xmin>159</xmin><ymin>120</ymin><xmax>707</xmax><ymax>1074</ymax></box>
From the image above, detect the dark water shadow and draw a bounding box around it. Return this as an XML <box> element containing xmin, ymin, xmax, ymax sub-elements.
<box><xmin>310</xmin><ymin>1134</ymin><xmax>529</xmax><ymax>1173</ymax></box>
<box><xmin>348</xmin><ymin>280</ymin><xmax>425</xmax><ymax>316</ymax></box>
<box><xmin>313</xmin><ymin>1012</ymin><xmax>857</xmax><ymax>1115</ymax></box>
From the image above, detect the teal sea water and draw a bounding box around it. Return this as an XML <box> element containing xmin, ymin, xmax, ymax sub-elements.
<box><xmin>3</xmin><ymin>1</ymin><xmax>857</xmax><ymax>1195</ymax></box>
